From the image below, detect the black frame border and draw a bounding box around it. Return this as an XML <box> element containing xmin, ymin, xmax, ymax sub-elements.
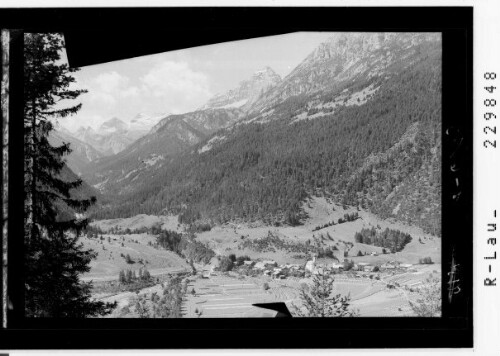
<box><xmin>0</xmin><ymin>6</ymin><xmax>472</xmax><ymax>349</ymax></box>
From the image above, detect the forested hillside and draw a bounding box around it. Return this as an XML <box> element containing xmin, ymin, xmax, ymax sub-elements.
<box><xmin>83</xmin><ymin>108</ymin><xmax>243</xmax><ymax>194</ymax></box>
<box><xmin>90</xmin><ymin>38</ymin><xmax>441</xmax><ymax>236</ymax></box>
<box><xmin>49</xmin><ymin>129</ymin><xmax>103</xmax><ymax>174</ymax></box>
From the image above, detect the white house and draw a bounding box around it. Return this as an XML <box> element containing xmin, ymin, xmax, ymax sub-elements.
<box><xmin>362</xmin><ymin>265</ymin><xmax>373</xmax><ymax>272</ymax></box>
<box><xmin>305</xmin><ymin>256</ymin><xmax>317</xmax><ymax>273</ymax></box>
<box><xmin>331</xmin><ymin>263</ymin><xmax>344</xmax><ymax>271</ymax></box>
<box><xmin>262</xmin><ymin>260</ymin><xmax>278</xmax><ymax>267</ymax></box>
<box><xmin>253</xmin><ymin>262</ymin><xmax>267</xmax><ymax>270</ymax></box>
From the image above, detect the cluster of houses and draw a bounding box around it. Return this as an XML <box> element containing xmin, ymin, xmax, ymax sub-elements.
<box><xmin>201</xmin><ymin>256</ymin><xmax>414</xmax><ymax>279</ymax></box>
<box><xmin>253</xmin><ymin>260</ymin><xmax>301</xmax><ymax>279</ymax></box>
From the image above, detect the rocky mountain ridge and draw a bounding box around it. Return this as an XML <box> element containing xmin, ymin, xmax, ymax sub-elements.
<box><xmin>201</xmin><ymin>66</ymin><xmax>281</xmax><ymax>111</ymax></box>
<box><xmin>83</xmin><ymin>33</ymin><xmax>442</xmax><ymax>236</ymax></box>
<box><xmin>71</xmin><ymin>113</ymin><xmax>167</xmax><ymax>156</ymax></box>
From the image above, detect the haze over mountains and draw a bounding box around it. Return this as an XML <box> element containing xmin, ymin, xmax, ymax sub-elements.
<box><xmin>52</xmin><ymin>112</ymin><xmax>167</xmax><ymax>172</ymax></box>
<box><xmin>58</xmin><ymin>32</ymin><xmax>442</xmax><ymax>236</ymax></box>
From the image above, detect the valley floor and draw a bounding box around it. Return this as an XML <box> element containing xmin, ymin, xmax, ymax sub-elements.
<box><xmin>83</xmin><ymin>197</ymin><xmax>441</xmax><ymax>318</ymax></box>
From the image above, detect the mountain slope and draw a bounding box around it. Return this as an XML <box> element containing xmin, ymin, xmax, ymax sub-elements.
<box><xmin>128</xmin><ymin>112</ymin><xmax>168</xmax><ymax>138</ymax></box>
<box><xmin>201</xmin><ymin>66</ymin><xmax>281</xmax><ymax>110</ymax></box>
<box><xmin>246</xmin><ymin>32</ymin><xmax>440</xmax><ymax>117</ymax></box>
<box><xmin>74</xmin><ymin>114</ymin><xmax>166</xmax><ymax>156</ymax></box>
<box><xmin>83</xmin><ymin>108</ymin><xmax>243</xmax><ymax>195</ymax></box>
<box><xmin>89</xmin><ymin>33</ymin><xmax>442</xmax><ymax>236</ymax></box>
<box><xmin>49</xmin><ymin>129</ymin><xmax>104</xmax><ymax>175</ymax></box>
<box><xmin>75</xmin><ymin>119</ymin><xmax>134</xmax><ymax>156</ymax></box>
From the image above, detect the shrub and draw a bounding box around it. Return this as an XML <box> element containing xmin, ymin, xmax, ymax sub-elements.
<box><xmin>409</xmin><ymin>278</ymin><xmax>441</xmax><ymax>316</ymax></box>
<box><xmin>219</xmin><ymin>256</ymin><xmax>234</xmax><ymax>272</ymax></box>
<box><xmin>125</xmin><ymin>254</ymin><xmax>134</xmax><ymax>264</ymax></box>
<box><xmin>343</xmin><ymin>259</ymin><xmax>355</xmax><ymax>271</ymax></box>
<box><xmin>419</xmin><ymin>257</ymin><xmax>433</xmax><ymax>264</ymax></box>
<box><xmin>262</xmin><ymin>282</ymin><xmax>270</xmax><ymax>291</ymax></box>
<box><xmin>292</xmin><ymin>273</ymin><xmax>358</xmax><ymax>317</ymax></box>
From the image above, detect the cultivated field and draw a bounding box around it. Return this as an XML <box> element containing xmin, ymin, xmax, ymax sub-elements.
<box><xmin>81</xmin><ymin>232</ymin><xmax>189</xmax><ymax>282</ymax></box>
<box><xmin>195</xmin><ymin>197</ymin><xmax>440</xmax><ymax>266</ymax></box>
<box><xmin>85</xmin><ymin>197</ymin><xmax>441</xmax><ymax>318</ymax></box>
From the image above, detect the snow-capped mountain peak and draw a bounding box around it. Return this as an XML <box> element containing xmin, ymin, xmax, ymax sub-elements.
<box><xmin>99</xmin><ymin>117</ymin><xmax>128</xmax><ymax>134</ymax></box>
<box><xmin>129</xmin><ymin>112</ymin><xmax>168</xmax><ymax>132</ymax></box>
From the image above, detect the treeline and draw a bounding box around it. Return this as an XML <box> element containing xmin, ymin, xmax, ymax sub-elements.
<box><xmin>85</xmin><ymin>223</ymin><xmax>161</xmax><ymax>236</ymax></box>
<box><xmin>312</xmin><ymin>212</ymin><xmax>359</xmax><ymax>232</ymax></box>
<box><xmin>91</xmin><ymin>43</ymin><xmax>441</xmax><ymax>236</ymax></box>
<box><xmin>118</xmin><ymin>267</ymin><xmax>152</xmax><ymax>284</ymax></box>
<box><xmin>217</xmin><ymin>254</ymin><xmax>251</xmax><ymax>272</ymax></box>
<box><xmin>239</xmin><ymin>231</ymin><xmax>344</xmax><ymax>260</ymax></box>
<box><xmin>354</xmin><ymin>227</ymin><xmax>412</xmax><ymax>252</ymax></box>
<box><xmin>85</xmin><ymin>220</ymin><xmax>213</xmax><ymax>236</ymax></box>
<box><xmin>121</xmin><ymin>274</ymin><xmax>187</xmax><ymax>318</ymax></box>
<box><xmin>156</xmin><ymin>229</ymin><xmax>215</xmax><ymax>264</ymax></box>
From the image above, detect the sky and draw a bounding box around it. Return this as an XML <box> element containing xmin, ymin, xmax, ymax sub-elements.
<box><xmin>57</xmin><ymin>32</ymin><xmax>335</xmax><ymax>132</ymax></box>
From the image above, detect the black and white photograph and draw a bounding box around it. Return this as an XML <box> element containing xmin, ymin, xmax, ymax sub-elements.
<box><xmin>0</xmin><ymin>5</ymin><xmax>475</xmax><ymax>350</ymax></box>
<box><xmin>24</xmin><ymin>31</ymin><xmax>442</xmax><ymax>319</ymax></box>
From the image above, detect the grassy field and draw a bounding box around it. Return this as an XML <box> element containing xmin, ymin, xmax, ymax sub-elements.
<box><xmin>85</xmin><ymin>197</ymin><xmax>441</xmax><ymax>318</ymax></box>
<box><xmin>194</xmin><ymin>197</ymin><xmax>440</xmax><ymax>266</ymax></box>
<box><xmin>81</xmin><ymin>232</ymin><xmax>190</xmax><ymax>282</ymax></box>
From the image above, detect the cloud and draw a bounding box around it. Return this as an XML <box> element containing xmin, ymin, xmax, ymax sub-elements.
<box><xmin>121</xmin><ymin>86</ymin><xmax>140</xmax><ymax>98</ymax></box>
<box><xmin>88</xmin><ymin>92</ymin><xmax>116</xmax><ymax>106</ymax></box>
<box><xmin>65</xmin><ymin>61</ymin><xmax>213</xmax><ymax>132</ymax></box>
<box><xmin>59</xmin><ymin>114</ymin><xmax>105</xmax><ymax>132</ymax></box>
<box><xmin>94</xmin><ymin>71</ymin><xmax>129</xmax><ymax>93</ymax></box>
<box><xmin>85</xmin><ymin>71</ymin><xmax>140</xmax><ymax>106</ymax></box>
<box><xmin>140</xmin><ymin>61</ymin><xmax>212</xmax><ymax>112</ymax></box>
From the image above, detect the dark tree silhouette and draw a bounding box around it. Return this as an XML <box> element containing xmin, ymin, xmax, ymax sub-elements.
<box><xmin>23</xmin><ymin>33</ymin><xmax>115</xmax><ymax>317</ymax></box>
<box><xmin>292</xmin><ymin>272</ymin><xmax>358</xmax><ymax>317</ymax></box>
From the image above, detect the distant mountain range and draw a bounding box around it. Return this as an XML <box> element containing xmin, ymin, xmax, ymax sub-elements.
<box><xmin>49</xmin><ymin>128</ymin><xmax>104</xmax><ymax>175</ymax></box>
<box><xmin>73</xmin><ymin>113</ymin><xmax>167</xmax><ymax>155</ymax></box>
<box><xmin>75</xmin><ymin>33</ymin><xmax>442</xmax><ymax>236</ymax></box>
<box><xmin>53</xmin><ymin>112</ymin><xmax>168</xmax><ymax>172</ymax></box>
<box><xmin>82</xmin><ymin>107</ymin><xmax>243</xmax><ymax>195</ymax></box>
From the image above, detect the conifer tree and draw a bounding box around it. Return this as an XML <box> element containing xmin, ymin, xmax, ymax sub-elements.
<box><xmin>23</xmin><ymin>33</ymin><xmax>115</xmax><ymax>317</ymax></box>
<box><xmin>118</xmin><ymin>270</ymin><xmax>126</xmax><ymax>284</ymax></box>
<box><xmin>292</xmin><ymin>272</ymin><xmax>358</xmax><ymax>317</ymax></box>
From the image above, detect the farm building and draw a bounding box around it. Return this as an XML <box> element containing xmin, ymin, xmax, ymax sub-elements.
<box><xmin>305</xmin><ymin>256</ymin><xmax>317</xmax><ymax>273</ymax></box>
<box><xmin>357</xmin><ymin>262</ymin><xmax>369</xmax><ymax>271</ymax></box>
<box><xmin>382</xmin><ymin>263</ymin><xmax>396</xmax><ymax>270</ymax></box>
<box><xmin>253</xmin><ymin>262</ymin><xmax>266</xmax><ymax>270</ymax></box>
<box><xmin>254</xmin><ymin>260</ymin><xmax>277</xmax><ymax>270</ymax></box>
<box><xmin>312</xmin><ymin>266</ymin><xmax>327</xmax><ymax>275</ymax></box>
<box><xmin>331</xmin><ymin>263</ymin><xmax>344</xmax><ymax>271</ymax></box>
<box><xmin>263</xmin><ymin>260</ymin><xmax>278</xmax><ymax>267</ymax></box>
